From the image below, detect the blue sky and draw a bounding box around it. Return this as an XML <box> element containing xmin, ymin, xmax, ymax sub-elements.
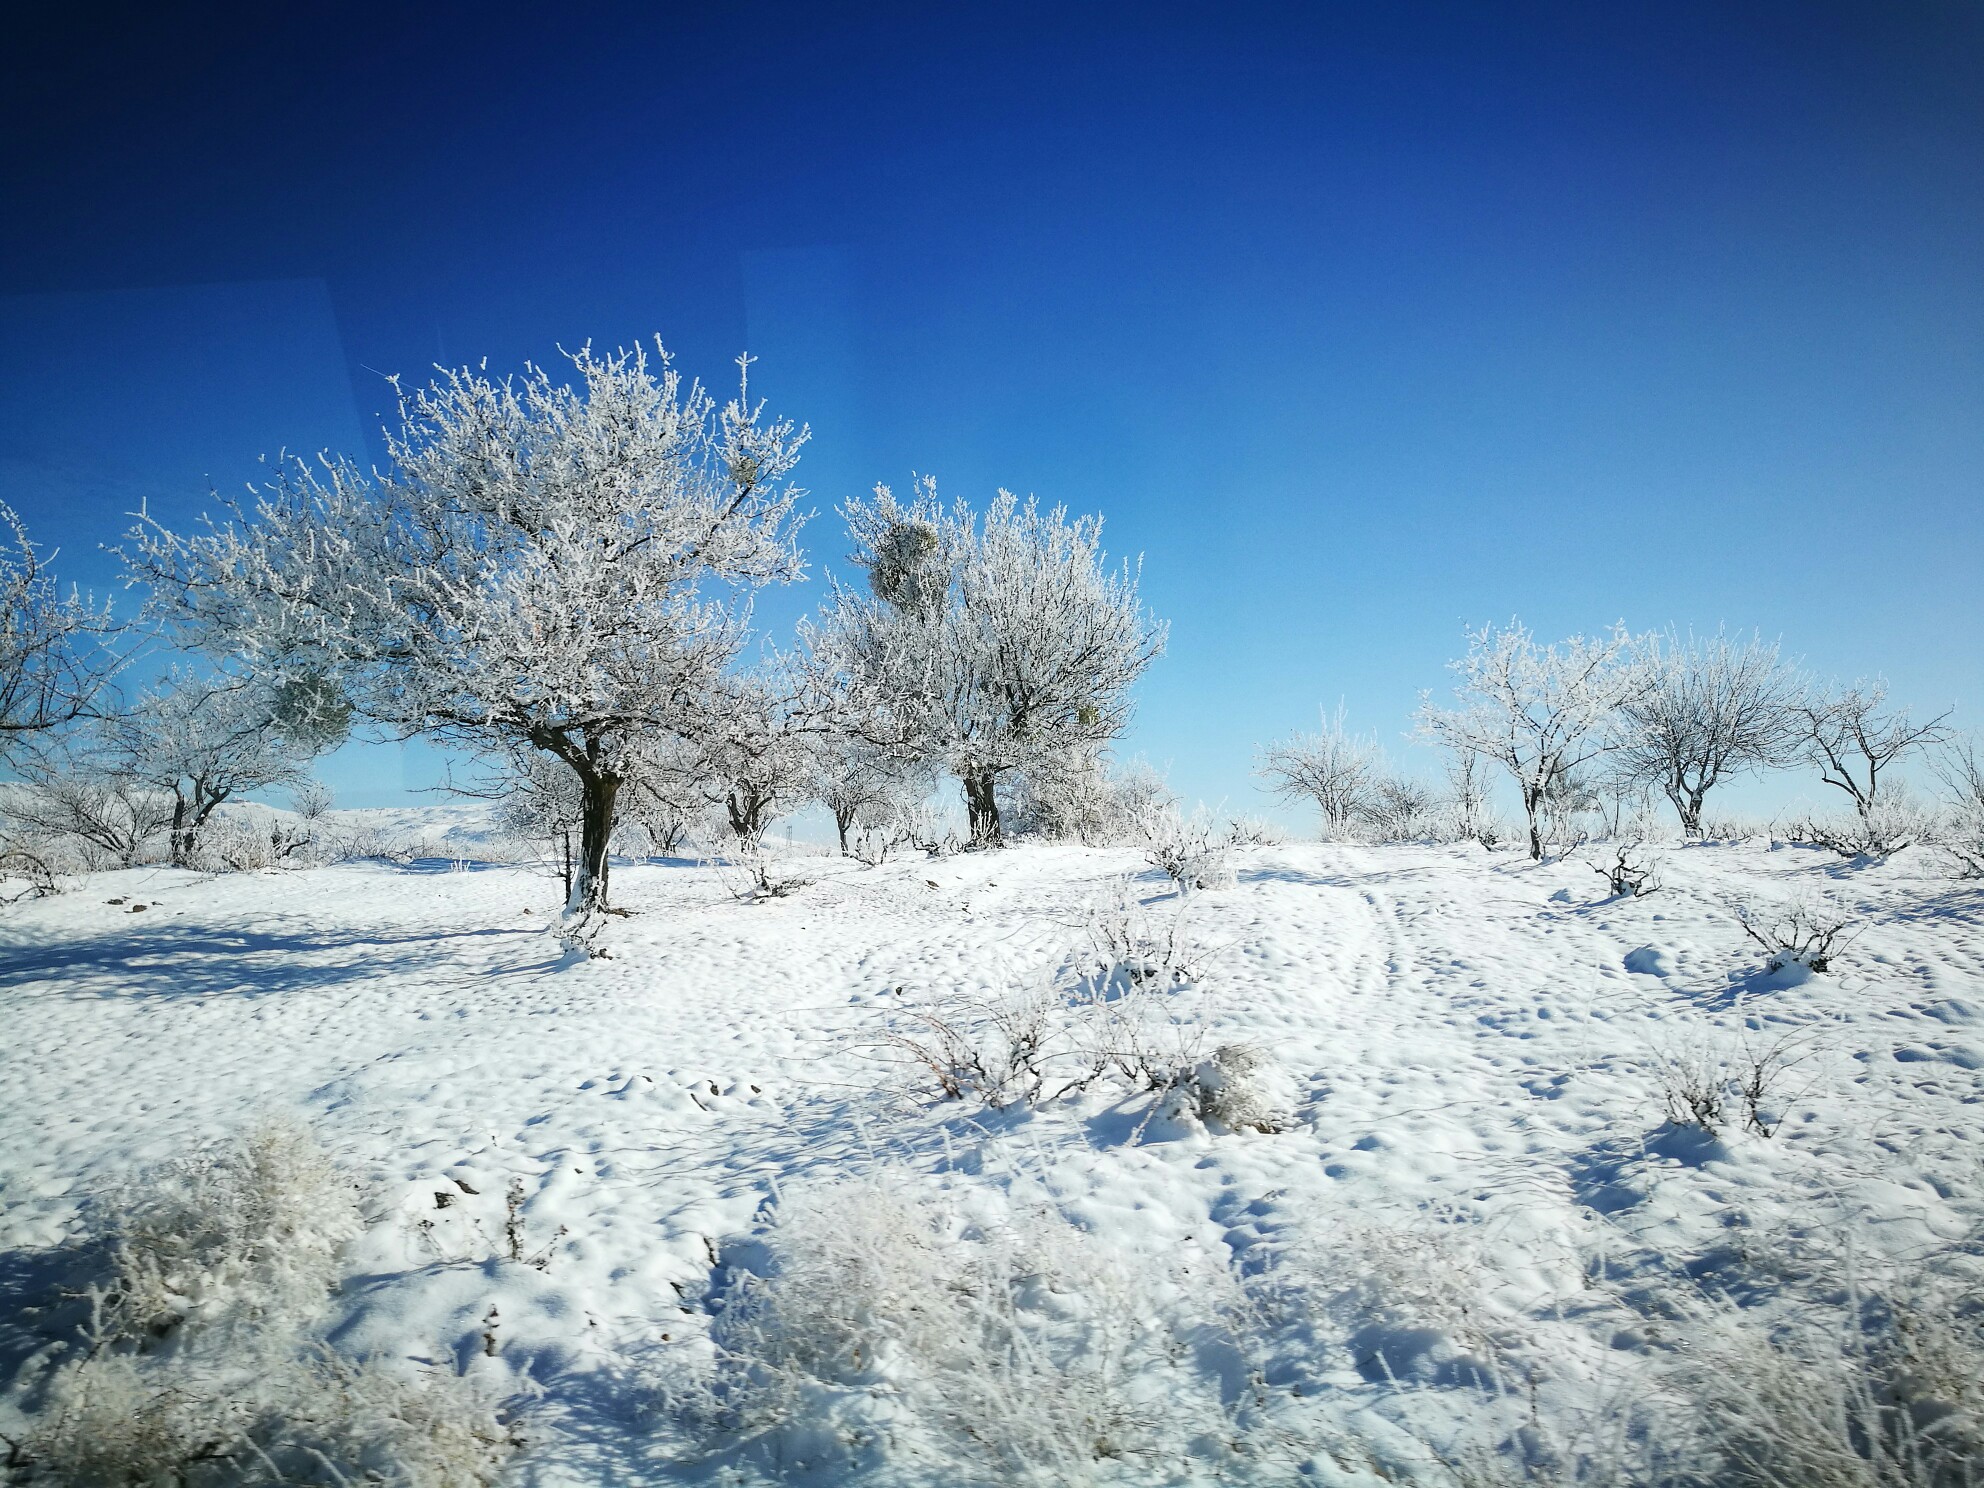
<box><xmin>3</xmin><ymin>2</ymin><xmax>1979</xmax><ymax>820</ymax></box>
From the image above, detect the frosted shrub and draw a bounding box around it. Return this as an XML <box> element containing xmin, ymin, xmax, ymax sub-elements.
<box><xmin>1946</xmin><ymin>807</ymin><xmax>1984</xmax><ymax>881</ymax></box>
<box><xmin>1644</xmin><ymin>1020</ymin><xmax>1823</xmax><ymax>1137</ymax></box>
<box><xmin>1084</xmin><ymin>880</ymin><xmax>1206</xmax><ymax>989</ymax></box>
<box><xmin>876</xmin><ymin>984</ymin><xmax>1082</xmax><ymax>1109</ymax></box>
<box><xmin>1935</xmin><ymin>742</ymin><xmax>1984</xmax><ymax>879</ymax></box>
<box><xmin>1223</xmin><ymin>813</ymin><xmax>1286</xmax><ymax>847</ymax></box>
<box><xmin>679</xmin><ymin>1178</ymin><xmax>1236</xmax><ymax>1485</ymax></box>
<box><xmin>1356</xmin><ymin>776</ymin><xmax>1442</xmax><ymax>843</ymax></box>
<box><xmin>14</xmin><ymin>1124</ymin><xmax>517</xmax><ymax>1487</ymax></box>
<box><xmin>1140</xmin><ymin>808</ymin><xmax>1234</xmax><ymax>893</ymax></box>
<box><xmin>1789</xmin><ymin>789</ymin><xmax>1936</xmax><ymax>860</ymax></box>
<box><xmin>94</xmin><ymin>1121</ymin><xmax>363</xmax><ymax>1344</ymax></box>
<box><xmin>1186</xmin><ymin>1044</ymin><xmax>1297</xmax><ymax>1133</ymax></box>
<box><xmin>17</xmin><ymin>1348</ymin><xmax>514</xmax><ymax>1487</ymax></box>
<box><xmin>1588</xmin><ymin>844</ymin><xmax>1658</xmax><ymax>898</ymax></box>
<box><xmin>1677</xmin><ymin>1275</ymin><xmax>1984</xmax><ymax>1488</ymax></box>
<box><xmin>0</xmin><ymin>836</ymin><xmax>64</xmax><ymax>902</ymax></box>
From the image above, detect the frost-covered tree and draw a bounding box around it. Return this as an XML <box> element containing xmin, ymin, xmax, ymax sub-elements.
<box><xmin>806</xmin><ymin>479</ymin><xmax>1165</xmax><ymax>847</ymax></box>
<box><xmin>1254</xmin><ymin>704</ymin><xmax>1379</xmax><ymax>837</ymax></box>
<box><xmin>110</xmin><ymin>669</ymin><xmax>317</xmax><ymax>866</ymax></box>
<box><xmin>1793</xmin><ymin>678</ymin><xmax>1949</xmax><ymax>822</ymax></box>
<box><xmin>1612</xmin><ymin>629</ymin><xmax>1801</xmax><ymax>837</ymax></box>
<box><xmin>808</xmin><ymin>727</ymin><xmax>930</xmax><ymax>856</ymax></box>
<box><xmin>5</xmin><ymin>766</ymin><xmax>174</xmax><ymax>869</ymax></box>
<box><xmin>122</xmin><ymin>342</ymin><xmax>807</xmax><ymax>917</ymax></box>
<box><xmin>1415</xmin><ymin>620</ymin><xmax>1643</xmax><ymax>860</ymax></box>
<box><xmin>1441</xmin><ymin>746</ymin><xmax>1497</xmax><ymax>845</ymax></box>
<box><xmin>686</xmin><ymin>669</ymin><xmax>816</xmax><ymax>845</ymax></box>
<box><xmin>0</xmin><ymin>501</ymin><xmax>117</xmax><ymax>761</ymax></box>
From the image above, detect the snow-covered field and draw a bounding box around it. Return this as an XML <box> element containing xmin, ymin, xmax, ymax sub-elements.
<box><xmin>2</xmin><ymin>838</ymin><xmax>1980</xmax><ymax>1483</ymax></box>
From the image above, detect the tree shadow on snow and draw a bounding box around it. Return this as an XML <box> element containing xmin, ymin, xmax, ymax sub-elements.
<box><xmin>0</xmin><ymin>921</ymin><xmax>539</xmax><ymax>1001</ymax></box>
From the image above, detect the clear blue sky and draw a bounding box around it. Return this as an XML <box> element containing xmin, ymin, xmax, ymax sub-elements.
<box><xmin>3</xmin><ymin>2</ymin><xmax>1979</xmax><ymax>818</ymax></box>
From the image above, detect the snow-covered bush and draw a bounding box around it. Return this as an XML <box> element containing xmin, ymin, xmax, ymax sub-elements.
<box><xmin>10</xmin><ymin>1123</ymin><xmax>517</xmax><ymax>1486</ymax></box>
<box><xmin>1004</xmin><ymin>752</ymin><xmax>1173</xmax><ymax>847</ymax></box>
<box><xmin>705</xmin><ymin>832</ymin><xmax>811</xmax><ymax>904</ymax></box>
<box><xmin>92</xmin><ymin>1121</ymin><xmax>363</xmax><ymax>1345</ymax></box>
<box><xmin>2</xmin><ymin>771</ymin><xmax>173</xmax><ymax>870</ymax></box>
<box><xmin>1222</xmin><ymin>814</ymin><xmax>1286</xmax><ymax>847</ymax></box>
<box><xmin>1141</xmin><ymin>807</ymin><xmax>1234</xmax><ymax>893</ymax></box>
<box><xmin>875</xmin><ymin>942</ymin><xmax>1216</xmax><ymax>1114</ymax></box>
<box><xmin>1083</xmin><ymin>880</ymin><xmax>1207</xmax><ymax>989</ymax></box>
<box><xmin>1675</xmin><ymin>1273</ymin><xmax>1984</xmax><ymax>1487</ymax></box>
<box><xmin>1357</xmin><ymin>774</ymin><xmax>1443</xmax><ymax>843</ymax></box>
<box><xmin>1736</xmin><ymin>897</ymin><xmax>1856</xmax><ymax>975</ymax></box>
<box><xmin>1788</xmin><ymin>788</ymin><xmax>1936</xmax><ymax>860</ymax></box>
<box><xmin>1588</xmin><ymin>844</ymin><xmax>1658</xmax><ymax>898</ymax></box>
<box><xmin>670</xmin><ymin>1178</ymin><xmax>1239</xmax><ymax>1485</ymax></box>
<box><xmin>1440</xmin><ymin>747</ymin><xmax>1501</xmax><ymax>847</ymax></box>
<box><xmin>1698</xmin><ymin>813</ymin><xmax>1771</xmax><ymax>841</ymax></box>
<box><xmin>1184</xmin><ymin>1044</ymin><xmax>1297</xmax><ymax>1133</ymax></box>
<box><xmin>1646</xmin><ymin>1020</ymin><xmax>1823</xmax><ymax>1137</ymax></box>
<box><xmin>16</xmin><ymin>1346</ymin><xmax>515</xmax><ymax>1488</ymax></box>
<box><xmin>0</xmin><ymin>834</ymin><xmax>64</xmax><ymax>901</ymax></box>
<box><xmin>1932</xmin><ymin>740</ymin><xmax>1984</xmax><ymax>878</ymax></box>
<box><xmin>875</xmin><ymin>984</ymin><xmax>1076</xmax><ymax>1109</ymax></box>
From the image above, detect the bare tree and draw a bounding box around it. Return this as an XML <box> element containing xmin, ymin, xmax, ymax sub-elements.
<box><xmin>1612</xmin><ymin>629</ymin><xmax>1801</xmax><ymax>837</ymax></box>
<box><xmin>805</xmin><ymin>479</ymin><xmax>1165</xmax><ymax>847</ymax></box>
<box><xmin>0</xmin><ymin>501</ymin><xmax>117</xmax><ymax>760</ymax></box>
<box><xmin>1415</xmin><ymin>620</ymin><xmax>1642</xmax><ymax>860</ymax></box>
<box><xmin>1793</xmin><ymin>678</ymin><xmax>1949</xmax><ymax>822</ymax></box>
<box><xmin>1254</xmin><ymin>704</ymin><xmax>1378</xmax><ymax>836</ymax></box>
<box><xmin>122</xmin><ymin>342</ymin><xmax>806</xmax><ymax>921</ymax></box>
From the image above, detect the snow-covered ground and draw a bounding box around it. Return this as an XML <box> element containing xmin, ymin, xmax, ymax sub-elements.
<box><xmin>2</xmin><ymin>838</ymin><xmax>1980</xmax><ymax>1483</ymax></box>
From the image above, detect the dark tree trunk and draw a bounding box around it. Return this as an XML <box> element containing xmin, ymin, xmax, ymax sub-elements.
<box><xmin>834</xmin><ymin>802</ymin><xmax>856</xmax><ymax>856</ymax></box>
<box><xmin>1680</xmin><ymin>793</ymin><xmax>1705</xmax><ymax>838</ymax></box>
<box><xmin>963</xmin><ymin>769</ymin><xmax>1001</xmax><ymax>848</ymax></box>
<box><xmin>569</xmin><ymin>771</ymin><xmax>620</xmax><ymax>914</ymax></box>
<box><xmin>1523</xmin><ymin>785</ymin><xmax>1544</xmax><ymax>861</ymax></box>
<box><xmin>169</xmin><ymin>792</ymin><xmax>192</xmax><ymax>868</ymax></box>
<box><xmin>726</xmin><ymin>788</ymin><xmax>768</xmax><ymax>842</ymax></box>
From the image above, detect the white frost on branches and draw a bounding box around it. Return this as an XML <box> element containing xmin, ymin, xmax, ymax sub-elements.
<box><xmin>122</xmin><ymin>341</ymin><xmax>807</xmax><ymax>917</ymax></box>
<box><xmin>805</xmin><ymin>478</ymin><xmax>1165</xmax><ymax>846</ymax></box>
<box><xmin>1611</xmin><ymin>629</ymin><xmax>1802</xmax><ymax>837</ymax></box>
<box><xmin>0</xmin><ymin>500</ymin><xmax>117</xmax><ymax>761</ymax></box>
<box><xmin>1415</xmin><ymin>619</ymin><xmax>1643</xmax><ymax>859</ymax></box>
<box><xmin>1254</xmin><ymin>703</ymin><xmax>1380</xmax><ymax>837</ymax></box>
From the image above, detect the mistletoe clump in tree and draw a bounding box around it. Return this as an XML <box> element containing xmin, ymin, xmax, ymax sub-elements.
<box><xmin>123</xmin><ymin>342</ymin><xmax>807</xmax><ymax>920</ymax></box>
<box><xmin>807</xmin><ymin>478</ymin><xmax>1165</xmax><ymax>846</ymax></box>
